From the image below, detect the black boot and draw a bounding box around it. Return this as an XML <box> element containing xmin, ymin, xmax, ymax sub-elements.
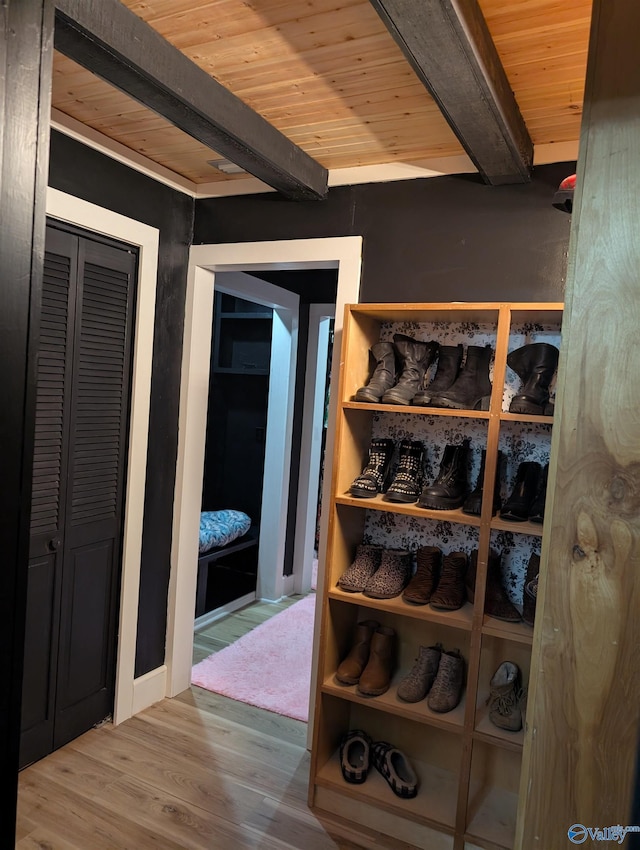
<box><xmin>384</xmin><ymin>439</ymin><xmax>424</xmax><ymax>503</ymax></box>
<box><xmin>382</xmin><ymin>334</ymin><xmax>438</xmax><ymax>405</ymax></box>
<box><xmin>528</xmin><ymin>463</ymin><xmax>549</xmax><ymax>523</ymax></box>
<box><xmin>507</xmin><ymin>343</ymin><xmax>560</xmax><ymax>415</ymax></box>
<box><xmin>349</xmin><ymin>438</ymin><xmax>395</xmax><ymax>498</ymax></box>
<box><xmin>355</xmin><ymin>342</ymin><xmax>397</xmax><ymax>403</ymax></box>
<box><xmin>463</xmin><ymin>450</ymin><xmax>502</xmax><ymax>516</ymax></box>
<box><xmin>430</xmin><ymin>345</ymin><xmax>493</xmax><ymax>410</ymax></box>
<box><xmin>413</xmin><ymin>344</ymin><xmax>462</xmax><ymax>405</ymax></box>
<box><xmin>418</xmin><ymin>441</ymin><xmax>470</xmax><ymax>510</ymax></box>
<box><xmin>500</xmin><ymin>461</ymin><xmax>542</xmax><ymax>521</ymax></box>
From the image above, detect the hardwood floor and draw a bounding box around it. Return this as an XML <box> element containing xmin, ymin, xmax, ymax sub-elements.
<box><xmin>16</xmin><ymin>599</ymin><xmax>415</xmax><ymax>849</ymax></box>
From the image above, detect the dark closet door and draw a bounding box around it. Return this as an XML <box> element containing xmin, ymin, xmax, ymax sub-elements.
<box><xmin>20</xmin><ymin>224</ymin><xmax>136</xmax><ymax>767</ymax></box>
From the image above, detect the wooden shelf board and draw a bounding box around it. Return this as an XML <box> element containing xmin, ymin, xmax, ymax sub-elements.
<box><xmin>328</xmin><ymin>587</ymin><xmax>474</xmax><ymax>630</ymax></box>
<box><xmin>315</xmin><ymin>750</ymin><xmax>458</xmax><ymax>831</ymax></box>
<box><xmin>347</xmin><ymin>303</ymin><xmax>502</xmax><ymax>324</ymax></box>
<box><xmin>335</xmin><ymin>492</ymin><xmax>482</xmax><ymax>526</ymax></box>
<box><xmin>481</xmin><ymin>617</ymin><xmax>534</xmax><ymax>645</ymax></box>
<box><xmin>322</xmin><ymin>675</ymin><xmax>466</xmax><ymax>734</ymax></box>
<box><xmin>499</xmin><ymin>412</ymin><xmax>554</xmax><ymax>425</ymax></box>
<box><xmin>473</xmin><ymin>704</ymin><xmax>524</xmax><ymax>752</ymax></box>
<box><xmin>342</xmin><ymin>400</ymin><xmax>491</xmax><ymax>419</ymax></box>
<box><xmin>465</xmin><ymin>783</ymin><xmax>518</xmax><ymax>850</ymax></box>
<box><xmin>490</xmin><ymin>516</ymin><xmax>543</xmax><ymax>537</ymax></box>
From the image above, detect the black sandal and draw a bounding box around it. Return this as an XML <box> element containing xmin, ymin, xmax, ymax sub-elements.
<box><xmin>371</xmin><ymin>741</ymin><xmax>418</xmax><ymax>798</ymax></box>
<box><xmin>339</xmin><ymin>730</ymin><xmax>372</xmax><ymax>784</ymax></box>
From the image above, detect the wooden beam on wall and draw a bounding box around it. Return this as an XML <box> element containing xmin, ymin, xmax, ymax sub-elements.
<box><xmin>0</xmin><ymin>0</ymin><xmax>53</xmax><ymax>843</ymax></box>
<box><xmin>368</xmin><ymin>0</ymin><xmax>532</xmax><ymax>185</ymax></box>
<box><xmin>518</xmin><ymin>0</ymin><xmax>640</xmax><ymax>845</ymax></box>
<box><xmin>53</xmin><ymin>0</ymin><xmax>328</xmax><ymax>201</ymax></box>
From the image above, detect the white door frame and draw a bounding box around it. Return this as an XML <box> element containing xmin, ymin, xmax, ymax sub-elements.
<box><xmin>292</xmin><ymin>304</ymin><xmax>335</xmax><ymax>594</ymax></box>
<box><xmin>166</xmin><ymin>237</ymin><xmax>362</xmax><ymax>698</ymax></box>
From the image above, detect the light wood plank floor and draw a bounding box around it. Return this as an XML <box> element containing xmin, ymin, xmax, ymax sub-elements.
<box><xmin>16</xmin><ymin>599</ymin><xmax>415</xmax><ymax>849</ymax></box>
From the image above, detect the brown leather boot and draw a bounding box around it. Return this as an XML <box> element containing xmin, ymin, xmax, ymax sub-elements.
<box><xmin>402</xmin><ymin>546</ymin><xmax>441</xmax><ymax>605</ymax></box>
<box><xmin>467</xmin><ymin>550</ymin><xmax>521</xmax><ymax>622</ymax></box>
<box><xmin>335</xmin><ymin>619</ymin><xmax>379</xmax><ymax>685</ymax></box>
<box><xmin>357</xmin><ymin>626</ymin><xmax>396</xmax><ymax>696</ymax></box>
<box><xmin>429</xmin><ymin>551</ymin><xmax>468</xmax><ymax>611</ymax></box>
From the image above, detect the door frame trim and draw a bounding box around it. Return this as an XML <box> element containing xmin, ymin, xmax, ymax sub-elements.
<box><xmin>45</xmin><ymin>187</ymin><xmax>159</xmax><ymax>726</ymax></box>
<box><xmin>166</xmin><ymin>237</ymin><xmax>362</xmax><ymax>699</ymax></box>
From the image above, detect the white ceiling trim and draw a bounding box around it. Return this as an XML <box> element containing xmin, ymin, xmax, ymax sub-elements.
<box><xmin>51</xmin><ymin>108</ymin><xmax>579</xmax><ymax>200</ymax></box>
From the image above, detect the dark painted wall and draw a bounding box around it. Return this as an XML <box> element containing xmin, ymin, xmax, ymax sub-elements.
<box><xmin>195</xmin><ymin>163</ymin><xmax>574</xmax><ymax>303</ymax></box>
<box><xmin>48</xmin><ymin>131</ymin><xmax>194</xmax><ymax>677</ymax></box>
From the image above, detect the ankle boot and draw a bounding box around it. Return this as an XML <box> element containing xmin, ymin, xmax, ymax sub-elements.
<box><xmin>335</xmin><ymin>619</ymin><xmax>379</xmax><ymax>685</ymax></box>
<box><xmin>384</xmin><ymin>439</ymin><xmax>424</xmax><ymax>503</ymax></box>
<box><xmin>430</xmin><ymin>551</ymin><xmax>468</xmax><ymax>611</ymax></box>
<box><xmin>467</xmin><ymin>550</ymin><xmax>521</xmax><ymax>621</ymax></box>
<box><xmin>363</xmin><ymin>549</ymin><xmax>412</xmax><ymax>599</ymax></box>
<box><xmin>413</xmin><ymin>344</ymin><xmax>463</xmax><ymax>405</ymax></box>
<box><xmin>337</xmin><ymin>544</ymin><xmax>382</xmax><ymax>593</ymax></box>
<box><xmin>522</xmin><ymin>552</ymin><xmax>540</xmax><ymax>627</ymax></box>
<box><xmin>418</xmin><ymin>441</ymin><xmax>470</xmax><ymax>510</ymax></box>
<box><xmin>528</xmin><ymin>463</ymin><xmax>548</xmax><ymax>523</ymax></box>
<box><xmin>487</xmin><ymin>661</ymin><xmax>523</xmax><ymax>732</ymax></box>
<box><xmin>507</xmin><ymin>343</ymin><xmax>560</xmax><ymax>415</ymax></box>
<box><xmin>402</xmin><ymin>545</ymin><xmax>441</xmax><ymax>605</ymax></box>
<box><xmin>382</xmin><ymin>335</ymin><xmax>439</xmax><ymax>405</ymax></box>
<box><xmin>430</xmin><ymin>345</ymin><xmax>493</xmax><ymax>410</ymax></box>
<box><xmin>427</xmin><ymin>648</ymin><xmax>465</xmax><ymax>713</ymax></box>
<box><xmin>349</xmin><ymin>438</ymin><xmax>394</xmax><ymax>498</ymax></box>
<box><xmin>462</xmin><ymin>449</ymin><xmax>502</xmax><ymax>516</ymax></box>
<box><xmin>355</xmin><ymin>342</ymin><xmax>397</xmax><ymax>403</ymax></box>
<box><xmin>500</xmin><ymin>461</ymin><xmax>542</xmax><ymax>521</ymax></box>
<box><xmin>357</xmin><ymin>625</ymin><xmax>396</xmax><ymax>696</ymax></box>
<box><xmin>397</xmin><ymin>643</ymin><xmax>443</xmax><ymax>702</ymax></box>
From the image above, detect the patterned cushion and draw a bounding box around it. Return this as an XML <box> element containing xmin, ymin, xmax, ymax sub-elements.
<box><xmin>199</xmin><ymin>510</ymin><xmax>252</xmax><ymax>554</ymax></box>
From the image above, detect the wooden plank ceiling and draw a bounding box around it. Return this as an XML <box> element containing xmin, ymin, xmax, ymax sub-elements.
<box><xmin>50</xmin><ymin>0</ymin><xmax>592</xmax><ymax>187</ymax></box>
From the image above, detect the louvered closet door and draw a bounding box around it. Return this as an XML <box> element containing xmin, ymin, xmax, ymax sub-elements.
<box><xmin>21</xmin><ymin>225</ymin><xmax>136</xmax><ymax>766</ymax></box>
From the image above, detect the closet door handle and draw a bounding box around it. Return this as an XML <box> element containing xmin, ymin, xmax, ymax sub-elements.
<box><xmin>47</xmin><ymin>537</ymin><xmax>61</xmax><ymax>552</ymax></box>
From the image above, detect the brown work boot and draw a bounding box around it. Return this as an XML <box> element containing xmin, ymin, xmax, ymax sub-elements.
<box><xmin>522</xmin><ymin>552</ymin><xmax>540</xmax><ymax>627</ymax></box>
<box><xmin>402</xmin><ymin>546</ymin><xmax>441</xmax><ymax>605</ymax></box>
<box><xmin>427</xmin><ymin>648</ymin><xmax>465</xmax><ymax>713</ymax></box>
<box><xmin>335</xmin><ymin>619</ymin><xmax>379</xmax><ymax>685</ymax></box>
<box><xmin>430</xmin><ymin>551</ymin><xmax>468</xmax><ymax>611</ymax></box>
<box><xmin>397</xmin><ymin>643</ymin><xmax>443</xmax><ymax>702</ymax></box>
<box><xmin>357</xmin><ymin>625</ymin><xmax>396</xmax><ymax>696</ymax></box>
<box><xmin>487</xmin><ymin>661</ymin><xmax>524</xmax><ymax>732</ymax></box>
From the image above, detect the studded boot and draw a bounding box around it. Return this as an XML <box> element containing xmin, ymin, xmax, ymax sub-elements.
<box><xmin>413</xmin><ymin>344</ymin><xmax>463</xmax><ymax>405</ymax></box>
<box><xmin>429</xmin><ymin>551</ymin><xmax>468</xmax><ymax>611</ymax></box>
<box><xmin>349</xmin><ymin>438</ymin><xmax>394</xmax><ymax>498</ymax></box>
<box><xmin>507</xmin><ymin>343</ymin><xmax>560</xmax><ymax>415</ymax></box>
<box><xmin>528</xmin><ymin>463</ymin><xmax>549</xmax><ymax>523</ymax></box>
<box><xmin>522</xmin><ymin>552</ymin><xmax>540</xmax><ymax>627</ymax></box>
<box><xmin>430</xmin><ymin>344</ymin><xmax>493</xmax><ymax>411</ymax></box>
<box><xmin>463</xmin><ymin>449</ymin><xmax>502</xmax><ymax>516</ymax></box>
<box><xmin>397</xmin><ymin>643</ymin><xmax>443</xmax><ymax>703</ymax></box>
<box><xmin>337</xmin><ymin>544</ymin><xmax>383</xmax><ymax>593</ymax></box>
<box><xmin>335</xmin><ymin>619</ymin><xmax>379</xmax><ymax>685</ymax></box>
<box><xmin>402</xmin><ymin>545</ymin><xmax>441</xmax><ymax>605</ymax></box>
<box><xmin>427</xmin><ymin>648</ymin><xmax>465</xmax><ymax>713</ymax></box>
<box><xmin>363</xmin><ymin>549</ymin><xmax>412</xmax><ymax>599</ymax></box>
<box><xmin>487</xmin><ymin>661</ymin><xmax>523</xmax><ymax>732</ymax></box>
<box><xmin>500</xmin><ymin>461</ymin><xmax>542</xmax><ymax>521</ymax></box>
<box><xmin>418</xmin><ymin>441</ymin><xmax>470</xmax><ymax>510</ymax></box>
<box><xmin>382</xmin><ymin>334</ymin><xmax>439</xmax><ymax>405</ymax></box>
<box><xmin>384</xmin><ymin>439</ymin><xmax>424</xmax><ymax>503</ymax></box>
<box><xmin>355</xmin><ymin>342</ymin><xmax>397</xmax><ymax>403</ymax></box>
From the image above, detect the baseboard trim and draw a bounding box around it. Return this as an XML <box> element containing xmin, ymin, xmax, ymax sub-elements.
<box><xmin>194</xmin><ymin>591</ymin><xmax>257</xmax><ymax>631</ymax></box>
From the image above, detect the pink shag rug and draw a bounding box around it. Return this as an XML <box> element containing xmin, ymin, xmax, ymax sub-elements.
<box><xmin>191</xmin><ymin>594</ymin><xmax>316</xmax><ymax>722</ymax></box>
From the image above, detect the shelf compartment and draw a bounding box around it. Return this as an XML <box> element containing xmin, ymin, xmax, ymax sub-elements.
<box><xmin>343</xmin><ymin>400</ymin><xmax>491</xmax><ymax>420</ymax></box>
<box><xmin>465</xmin><ymin>785</ymin><xmax>518</xmax><ymax>850</ymax></box>
<box><xmin>336</xmin><ymin>492</ymin><xmax>482</xmax><ymax>526</ymax></box>
<box><xmin>315</xmin><ymin>749</ymin><xmax>458</xmax><ymax>832</ymax></box>
<box><xmin>328</xmin><ymin>587</ymin><xmax>474</xmax><ymax>630</ymax></box>
<box><xmin>490</xmin><ymin>516</ymin><xmax>543</xmax><ymax>537</ymax></box>
<box><xmin>466</xmin><ymin>741</ymin><xmax>522</xmax><ymax>850</ymax></box>
<box><xmin>473</xmin><ymin>703</ymin><xmax>524</xmax><ymax>752</ymax></box>
<box><xmin>499</xmin><ymin>412</ymin><xmax>553</xmax><ymax>425</ymax></box>
<box><xmin>481</xmin><ymin>616</ymin><xmax>533</xmax><ymax>645</ymax></box>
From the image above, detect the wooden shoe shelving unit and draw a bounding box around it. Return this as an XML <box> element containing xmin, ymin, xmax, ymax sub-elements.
<box><xmin>308</xmin><ymin>302</ymin><xmax>563</xmax><ymax>850</ymax></box>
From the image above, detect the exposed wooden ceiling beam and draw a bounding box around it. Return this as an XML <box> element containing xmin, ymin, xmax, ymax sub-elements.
<box><xmin>369</xmin><ymin>0</ymin><xmax>533</xmax><ymax>185</ymax></box>
<box><xmin>53</xmin><ymin>0</ymin><xmax>328</xmax><ymax>200</ymax></box>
